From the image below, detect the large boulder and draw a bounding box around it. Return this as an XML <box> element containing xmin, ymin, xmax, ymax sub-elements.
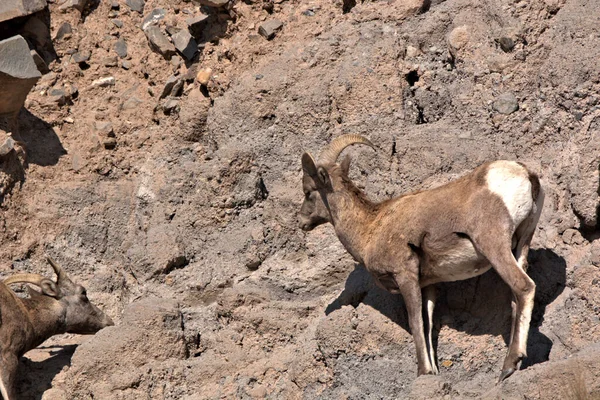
<box><xmin>0</xmin><ymin>0</ymin><xmax>47</xmax><ymax>23</ymax></box>
<box><xmin>0</xmin><ymin>35</ymin><xmax>42</xmax><ymax>117</ymax></box>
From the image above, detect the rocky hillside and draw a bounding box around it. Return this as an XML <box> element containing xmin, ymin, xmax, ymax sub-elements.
<box><xmin>0</xmin><ymin>0</ymin><xmax>599</xmax><ymax>398</ymax></box>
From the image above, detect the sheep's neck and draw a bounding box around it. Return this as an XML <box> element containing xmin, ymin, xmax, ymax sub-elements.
<box><xmin>326</xmin><ymin>187</ymin><xmax>375</xmax><ymax>264</ymax></box>
<box><xmin>22</xmin><ymin>297</ymin><xmax>66</xmax><ymax>351</ymax></box>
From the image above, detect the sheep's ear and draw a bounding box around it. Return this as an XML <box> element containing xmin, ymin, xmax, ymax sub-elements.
<box><xmin>340</xmin><ymin>155</ymin><xmax>351</xmax><ymax>176</ymax></box>
<box><xmin>317</xmin><ymin>166</ymin><xmax>330</xmax><ymax>186</ymax></box>
<box><xmin>40</xmin><ymin>280</ymin><xmax>60</xmax><ymax>298</ymax></box>
<box><xmin>301</xmin><ymin>152</ymin><xmax>318</xmax><ymax>177</ymax></box>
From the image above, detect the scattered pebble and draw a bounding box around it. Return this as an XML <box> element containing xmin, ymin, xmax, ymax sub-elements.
<box><xmin>196</xmin><ymin>67</ymin><xmax>212</xmax><ymax>86</ymax></box>
<box><xmin>492</xmin><ymin>92</ymin><xmax>519</xmax><ymax>114</ymax></box>
<box><xmin>258</xmin><ymin>19</ymin><xmax>283</xmax><ymax>40</ymax></box>
<box><xmin>92</xmin><ymin>77</ymin><xmax>116</xmax><ymax>87</ymax></box>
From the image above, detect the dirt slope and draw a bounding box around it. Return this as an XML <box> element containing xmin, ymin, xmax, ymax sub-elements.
<box><xmin>1</xmin><ymin>0</ymin><xmax>599</xmax><ymax>398</ymax></box>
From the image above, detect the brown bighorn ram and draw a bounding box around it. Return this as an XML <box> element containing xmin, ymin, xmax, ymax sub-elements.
<box><xmin>0</xmin><ymin>257</ymin><xmax>114</xmax><ymax>399</ymax></box>
<box><xmin>299</xmin><ymin>134</ymin><xmax>544</xmax><ymax>381</ymax></box>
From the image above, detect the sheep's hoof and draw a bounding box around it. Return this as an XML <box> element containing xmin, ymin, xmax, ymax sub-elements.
<box><xmin>497</xmin><ymin>368</ymin><xmax>515</xmax><ymax>383</ymax></box>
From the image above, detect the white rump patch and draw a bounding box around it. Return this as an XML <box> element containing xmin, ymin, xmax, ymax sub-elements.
<box><xmin>486</xmin><ymin>161</ymin><xmax>533</xmax><ymax>226</ymax></box>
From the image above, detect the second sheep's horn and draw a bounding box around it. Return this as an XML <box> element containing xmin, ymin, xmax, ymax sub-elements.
<box><xmin>318</xmin><ymin>134</ymin><xmax>376</xmax><ymax>165</ymax></box>
<box><xmin>4</xmin><ymin>273</ymin><xmax>47</xmax><ymax>287</ymax></box>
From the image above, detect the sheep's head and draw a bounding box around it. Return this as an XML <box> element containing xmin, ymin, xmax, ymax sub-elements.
<box><xmin>299</xmin><ymin>134</ymin><xmax>375</xmax><ymax>231</ymax></box>
<box><xmin>4</xmin><ymin>257</ymin><xmax>114</xmax><ymax>334</ymax></box>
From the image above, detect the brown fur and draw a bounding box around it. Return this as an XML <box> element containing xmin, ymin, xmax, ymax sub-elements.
<box><xmin>299</xmin><ymin>149</ymin><xmax>544</xmax><ymax>381</ymax></box>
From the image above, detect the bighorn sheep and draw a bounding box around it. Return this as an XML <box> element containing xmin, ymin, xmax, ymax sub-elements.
<box><xmin>299</xmin><ymin>134</ymin><xmax>544</xmax><ymax>381</ymax></box>
<box><xmin>0</xmin><ymin>257</ymin><xmax>114</xmax><ymax>399</ymax></box>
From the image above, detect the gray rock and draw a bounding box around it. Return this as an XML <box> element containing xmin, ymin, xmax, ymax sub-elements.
<box><xmin>22</xmin><ymin>16</ymin><xmax>50</xmax><ymax>47</ymax></box>
<box><xmin>121</xmin><ymin>60</ymin><xmax>131</xmax><ymax>70</ymax></box>
<box><xmin>0</xmin><ymin>35</ymin><xmax>41</xmax><ymax>116</ymax></box>
<box><xmin>163</xmin><ymin>98</ymin><xmax>180</xmax><ymax>115</ymax></box>
<box><xmin>59</xmin><ymin>0</ymin><xmax>88</xmax><ymax>12</ymax></box>
<box><xmin>125</xmin><ymin>0</ymin><xmax>144</xmax><ymax>13</ymax></box>
<box><xmin>94</xmin><ymin>121</ymin><xmax>114</xmax><ymax>135</ymax></box>
<box><xmin>498</xmin><ymin>37</ymin><xmax>515</xmax><ymax>53</ymax></box>
<box><xmin>171</xmin><ymin>29</ymin><xmax>198</xmax><ymax>60</ymax></box>
<box><xmin>0</xmin><ymin>0</ymin><xmax>47</xmax><ymax>23</ymax></box>
<box><xmin>111</xmin><ymin>19</ymin><xmax>123</xmax><ymax>28</ymax></box>
<box><xmin>144</xmin><ymin>26</ymin><xmax>176</xmax><ymax>59</ymax></box>
<box><xmin>55</xmin><ymin>22</ymin><xmax>72</xmax><ymax>41</ymax></box>
<box><xmin>72</xmin><ymin>50</ymin><xmax>91</xmax><ymax>63</ymax></box>
<box><xmin>161</xmin><ymin>75</ymin><xmax>180</xmax><ymax>99</ymax></box>
<box><xmin>48</xmin><ymin>88</ymin><xmax>67</xmax><ymax>105</ymax></box>
<box><xmin>142</xmin><ymin>8</ymin><xmax>166</xmax><ymax>30</ymax></box>
<box><xmin>186</xmin><ymin>14</ymin><xmax>209</xmax><ymax>31</ymax></box>
<box><xmin>103</xmin><ymin>56</ymin><xmax>118</xmax><ymax>67</ymax></box>
<box><xmin>0</xmin><ymin>136</ymin><xmax>15</xmax><ymax>156</ymax></box>
<box><xmin>258</xmin><ymin>19</ymin><xmax>283</xmax><ymax>40</ymax></box>
<box><xmin>492</xmin><ymin>92</ymin><xmax>519</xmax><ymax>114</ymax></box>
<box><xmin>110</xmin><ymin>0</ymin><xmax>119</xmax><ymax>9</ymax></box>
<box><xmin>114</xmin><ymin>39</ymin><xmax>127</xmax><ymax>58</ymax></box>
<box><xmin>194</xmin><ymin>0</ymin><xmax>229</xmax><ymax>7</ymax></box>
<box><xmin>30</xmin><ymin>49</ymin><xmax>49</xmax><ymax>73</ymax></box>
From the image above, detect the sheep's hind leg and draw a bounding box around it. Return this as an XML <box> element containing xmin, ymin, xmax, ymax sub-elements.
<box><xmin>423</xmin><ymin>285</ymin><xmax>439</xmax><ymax>375</ymax></box>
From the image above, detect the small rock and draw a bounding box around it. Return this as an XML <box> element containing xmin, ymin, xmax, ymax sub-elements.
<box><xmin>302</xmin><ymin>9</ymin><xmax>315</xmax><ymax>16</ymax></box>
<box><xmin>492</xmin><ymin>92</ymin><xmax>519</xmax><ymax>115</ymax></box>
<box><xmin>170</xmin><ymin>55</ymin><xmax>183</xmax><ymax>68</ymax></box>
<box><xmin>405</xmin><ymin>45</ymin><xmax>420</xmax><ymax>58</ymax></box>
<box><xmin>104</xmin><ymin>56</ymin><xmax>118</xmax><ymax>67</ymax></box>
<box><xmin>186</xmin><ymin>14</ymin><xmax>209</xmax><ymax>31</ymax></box>
<box><xmin>498</xmin><ymin>37</ymin><xmax>515</xmax><ymax>53</ymax></box>
<box><xmin>114</xmin><ymin>39</ymin><xmax>128</xmax><ymax>58</ymax></box>
<box><xmin>142</xmin><ymin>8</ymin><xmax>166</xmax><ymax>30</ymax></box>
<box><xmin>64</xmin><ymin>117</ymin><xmax>74</xmax><ymax>124</ymax></box>
<box><xmin>72</xmin><ymin>50</ymin><xmax>91</xmax><ymax>63</ymax></box>
<box><xmin>0</xmin><ymin>35</ymin><xmax>42</xmax><ymax>116</ymax></box>
<box><xmin>95</xmin><ymin>121</ymin><xmax>114</xmax><ymax>136</ymax></box>
<box><xmin>22</xmin><ymin>16</ymin><xmax>50</xmax><ymax>47</ymax></box>
<box><xmin>121</xmin><ymin>60</ymin><xmax>131</xmax><ymax>70</ymax></box>
<box><xmin>48</xmin><ymin>88</ymin><xmax>67</xmax><ymax>105</ymax></box>
<box><xmin>441</xmin><ymin>360</ymin><xmax>453</xmax><ymax>368</ymax></box>
<box><xmin>447</xmin><ymin>25</ymin><xmax>469</xmax><ymax>51</ymax></box>
<box><xmin>171</xmin><ymin>29</ymin><xmax>198</xmax><ymax>60</ymax></box>
<box><xmin>194</xmin><ymin>0</ymin><xmax>229</xmax><ymax>7</ymax></box>
<box><xmin>163</xmin><ymin>98</ymin><xmax>179</xmax><ymax>115</ymax></box>
<box><xmin>0</xmin><ymin>136</ymin><xmax>15</xmax><ymax>156</ymax></box>
<box><xmin>245</xmin><ymin>256</ymin><xmax>262</xmax><ymax>271</ymax></box>
<box><xmin>103</xmin><ymin>137</ymin><xmax>117</xmax><ymax>150</ymax></box>
<box><xmin>258</xmin><ymin>19</ymin><xmax>283</xmax><ymax>40</ymax></box>
<box><xmin>59</xmin><ymin>0</ymin><xmax>88</xmax><ymax>12</ymax></box>
<box><xmin>55</xmin><ymin>22</ymin><xmax>72</xmax><ymax>41</ymax></box>
<box><xmin>126</xmin><ymin>0</ymin><xmax>144</xmax><ymax>13</ymax></box>
<box><xmin>196</xmin><ymin>67</ymin><xmax>212</xmax><ymax>85</ymax></box>
<box><xmin>111</xmin><ymin>0</ymin><xmax>120</xmax><ymax>10</ymax></box>
<box><xmin>144</xmin><ymin>26</ymin><xmax>176</xmax><ymax>59</ymax></box>
<box><xmin>111</xmin><ymin>19</ymin><xmax>124</xmax><ymax>28</ymax></box>
<box><xmin>160</xmin><ymin>75</ymin><xmax>182</xmax><ymax>99</ymax></box>
<box><xmin>562</xmin><ymin>229</ymin><xmax>585</xmax><ymax>245</ymax></box>
<box><xmin>91</xmin><ymin>77</ymin><xmax>116</xmax><ymax>87</ymax></box>
<box><xmin>30</xmin><ymin>49</ymin><xmax>49</xmax><ymax>73</ymax></box>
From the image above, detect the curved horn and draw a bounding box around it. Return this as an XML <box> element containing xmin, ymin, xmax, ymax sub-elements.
<box><xmin>47</xmin><ymin>257</ymin><xmax>69</xmax><ymax>283</ymax></box>
<box><xmin>318</xmin><ymin>134</ymin><xmax>375</xmax><ymax>165</ymax></box>
<box><xmin>4</xmin><ymin>273</ymin><xmax>46</xmax><ymax>287</ymax></box>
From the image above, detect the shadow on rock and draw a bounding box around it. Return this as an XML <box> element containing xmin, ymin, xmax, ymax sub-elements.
<box><xmin>325</xmin><ymin>247</ymin><xmax>566</xmax><ymax>370</ymax></box>
<box><xmin>18</xmin><ymin>344</ymin><xmax>77</xmax><ymax>400</ymax></box>
<box><xmin>17</xmin><ymin>108</ymin><xmax>67</xmax><ymax>167</ymax></box>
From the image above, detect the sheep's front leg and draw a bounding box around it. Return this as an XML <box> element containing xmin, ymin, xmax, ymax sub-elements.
<box><xmin>396</xmin><ymin>276</ymin><xmax>434</xmax><ymax>376</ymax></box>
<box><xmin>0</xmin><ymin>353</ymin><xmax>18</xmax><ymax>400</ymax></box>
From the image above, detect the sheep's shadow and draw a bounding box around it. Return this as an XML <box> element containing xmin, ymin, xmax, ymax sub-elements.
<box><xmin>17</xmin><ymin>344</ymin><xmax>77</xmax><ymax>399</ymax></box>
<box><xmin>325</xmin><ymin>247</ymin><xmax>567</xmax><ymax>370</ymax></box>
